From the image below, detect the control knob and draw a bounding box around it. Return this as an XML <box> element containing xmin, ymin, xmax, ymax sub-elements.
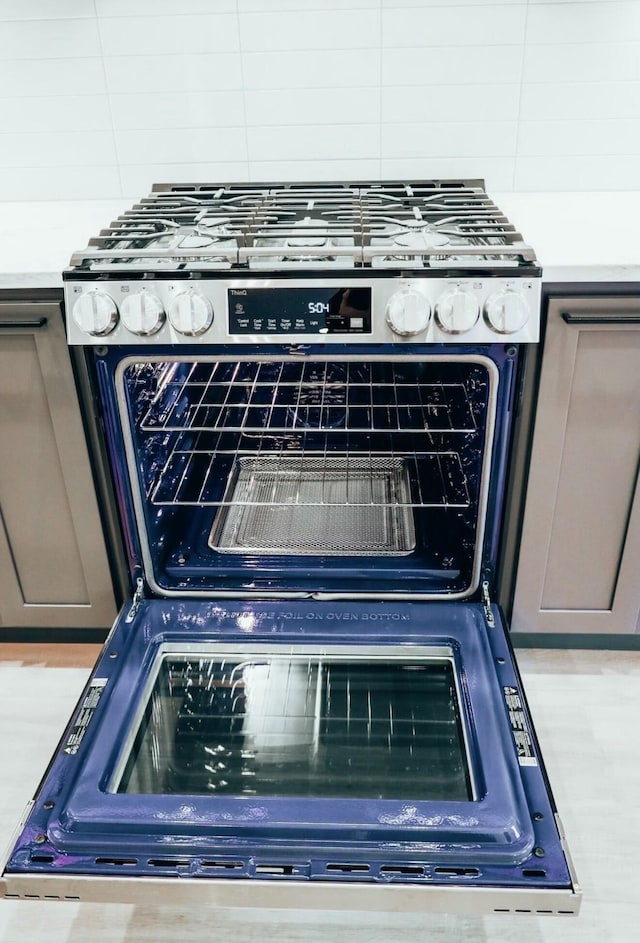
<box><xmin>168</xmin><ymin>290</ymin><xmax>214</xmax><ymax>336</ymax></box>
<box><xmin>72</xmin><ymin>290</ymin><xmax>118</xmax><ymax>336</ymax></box>
<box><xmin>120</xmin><ymin>289</ymin><xmax>165</xmax><ymax>335</ymax></box>
<box><xmin>484</xmin><ymin>288</ymin><xmax>530</xmax><ymax>334</ymax></box>
<box><xmin>435</xmin><ymin>287</ymin><xmax>480</xmax><ymax>334</ymax></box>
<box><xmin>385</xmin><ymin>286</ymin><xmax>431</xmax><ymax>337</ymax></box>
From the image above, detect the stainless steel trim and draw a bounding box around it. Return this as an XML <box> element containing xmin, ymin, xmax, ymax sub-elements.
<box><xmin>0</xmin><ymin>872</ymin><xmax>581</xmax><ymax>914</ymax></box>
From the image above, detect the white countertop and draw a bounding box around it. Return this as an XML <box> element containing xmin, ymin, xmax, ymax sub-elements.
<box><xmin>1</xmin><ymin>192</ymin><xmax>640</xmax><ymax>290</ymax></box>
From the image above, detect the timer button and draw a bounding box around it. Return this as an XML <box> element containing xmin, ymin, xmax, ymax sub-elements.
<box><xmin>386</xmin><ymin>286</ymin><xmax>431</xmax><ymax>337</ymax></box>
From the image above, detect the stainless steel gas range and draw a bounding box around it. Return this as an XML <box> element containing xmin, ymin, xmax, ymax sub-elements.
<box><xmin>1</xmin><ymin>180</ymin><xmax>580</xmax><ymax>916</ymax></box>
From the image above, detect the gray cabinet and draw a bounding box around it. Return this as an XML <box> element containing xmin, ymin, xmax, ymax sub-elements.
<box><xmin>512</xmin><ymin>296</ymin><xmax>640</xmax><ymax>635</ymax></box>
<box><xmin>0</xmin><ymin>299</ymin><xmax>116</xmax><ymax>629</ymax></box>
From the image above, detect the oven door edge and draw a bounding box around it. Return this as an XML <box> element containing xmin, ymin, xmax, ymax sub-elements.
<box><xmin>1</xmin><ymin>868</ymin><xmax>580</xmax><ymax>916</ymax></box>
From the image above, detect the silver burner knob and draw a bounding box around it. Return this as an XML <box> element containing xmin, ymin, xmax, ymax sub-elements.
<box><xmin>120</xmin><ymin>289</ymin><xmax>165</xmax><ymax>336</ymax></box>
<box><xmin>435</xmin><ymin>287</ymin><xmax>480</xmax><ymax>334</ymax></box>
<box><xmin>72</xmin><ymin>290</ymin><xmax>118</xmax><ymax>336</ymax></box>
<box><xmin>168</xmin><ymin>290</ymin><xmax>214</xmax><ymax>336</ymax></box>
<box><xmin>484</xmin><ymin>288</ymin><xmax>530</xmax><ymax>334</ymax></box>
<box><xmin>385</xmin><ymin>286</ymin><xmax>431</xmax><ymax>337</ymax></box>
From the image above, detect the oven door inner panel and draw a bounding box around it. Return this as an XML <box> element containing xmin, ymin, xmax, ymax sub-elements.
<box><xmin>3</xmin><ymin>598</ymin><xmax>573</xmax><ymax>899</ymax></box>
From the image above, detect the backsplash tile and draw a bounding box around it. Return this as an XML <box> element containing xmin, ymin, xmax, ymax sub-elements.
<box><xmin>382</xmin><ymin>3</ymin><xmax>527</xmax><ymax>46</ymax></box>
<box><xmin>0</xmin><ymin>1</ymin><xmax>639</xmax><ymax>200</ymax></box>
<box><xmin>242</xmin><ymin>49</ymin><xmax>381</xmax><ymax>89</ymax></box>
<box><xmin>238</xmin><ymin>9</ymin><xmax>380</xmax><ymax>52</ymax></box>
<box><xmin>103</xmin><ymin>53</ymin><xmax>243</xmax><ymax>94</ymax></box>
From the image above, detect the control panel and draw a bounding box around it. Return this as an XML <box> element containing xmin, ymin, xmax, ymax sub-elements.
<box><xmin>65</xmin><ymin>276</ymin><xmax>541</xmax><ymax>345</ymax></box>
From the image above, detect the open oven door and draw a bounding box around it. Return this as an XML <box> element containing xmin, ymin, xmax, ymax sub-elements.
<box><xmin>1</xmin><ymin>596</ymin><xmax>580</xmax><ymax>916</ymax></box>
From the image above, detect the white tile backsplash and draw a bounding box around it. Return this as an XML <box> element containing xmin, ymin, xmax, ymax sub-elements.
<box><xmin>523</xmin><ymin>41</ymin><xmax>640</xmax><ymax>83</ymax></box>
<box><xmin>381</xmin><ymin>85</ymin><xmax>521</xmax><ymax>123</ymax></box>
<box><xmin>0</xmin><ymin>1</ymin><xmax>93</xmax><ymax>20</ymax></box>
<box><xmin>382</xmin><ymin>45</ymin><xmax>524</xmax><ymax>85</ymax></box>
<box><xmin>520</xmin><ymin>82</ymin><xmax>640</xmax><ymax>120</ymax></box>
<box><xmin>0</xmin><ymin>131</ymin><xmax>117</xmax><ymax>169</ymax></box>
<box><xmin>97</xmin><ymin>14</ymin><xmax>240</xmax><ymax>57</ymax></box>
<box><xmin>103</xmin><ymin>53</ymin><xmax>243</xmax><ymax>94</ymax></box>
<box><xmin>239</xmin><ymin>10</ymin><xmax>380</xmax><ymax>52</ymax></box>
<box><xmin>0</xmin><ymin>95</ymin><xmax>112</xmax><ymax>133</ymax></box>
<box><xmin>0</xmin><ymin>58</ymin><xmax>107</xmax><ymax>96</ymax></box>
<box><xmin>0</xmin><ymin>18</ymin><xmax>101</xmax><ymax>60</ymax></box>
<box><xmin>0</xmin><ymin>1</ymin><xmax>639</xmax><ymax>200</ymax></box>
<box><xmin>382</xmin><ymin>121</ymin><xmax>518</xmax><ymax>159</ymax></box>
<box><xmin>242</xmin><ymin>49</ymin><xmax>381</xmax><ymax>89</ymax></box>
<box><xmin>110</xmin><ymin>91</ymin><xmax>245</xmax><ymax>130</ymax></box>
<box><xmin>247</xmin><ymin>124</ymin><xmax>379</xmax><ymax>162</ymax></box>
<box><xmin>518</xmin><ymin>118</ymin><xmax>640</xmax><ymax>156</ymax></box>
<box><xmin>244</xmin><ymin>88</ymin><xmax>380</xmax><ymax>126</ymax></box>
<box><xmin>526</xmin><ymin>0</ymin><xmax>640</xmax><ymax>44</ymax></box>
<box><xmin>115</xmin><ymin>127</ymin><xmax>248</xmax><ymax>165</ymax></box>
<box><xmin>383</xmin><ymin>4</ymin><xmax>527</xmax><ymax>47</ymax></box>
<box><xmin>95</xmin><ymin>1</ymin><xmax>236</xmax><ymax>15</ymax></box>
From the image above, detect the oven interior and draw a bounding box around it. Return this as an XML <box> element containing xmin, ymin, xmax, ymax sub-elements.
<box><xmin>107</xmin><ymin>351</ymin><xmax>505</xmax><ymax>597</ymax></box>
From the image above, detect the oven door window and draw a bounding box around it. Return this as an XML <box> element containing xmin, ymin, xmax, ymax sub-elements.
<box><xmin>113</xmin><ymin>650</ymin><xmax>473</xmax><ymax>802</ymax></box>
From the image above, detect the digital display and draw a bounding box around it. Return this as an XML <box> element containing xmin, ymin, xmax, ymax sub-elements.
<box><xmin>228</xmin><ymin>287</ymin><xmax>372</xmax><ymax>335</ymax></box>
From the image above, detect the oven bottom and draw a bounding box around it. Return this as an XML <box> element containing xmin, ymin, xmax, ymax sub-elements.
<box><xmin>1</xmin><ymin>599</ymin><xmax>580</xmax><ymax>915</ymax></box>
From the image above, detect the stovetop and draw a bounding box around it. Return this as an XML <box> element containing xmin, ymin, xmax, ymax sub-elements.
<box><xmin>68</xmin><ymin>180</ymin><xmax>538</xmax><ymax>274</ymax></box>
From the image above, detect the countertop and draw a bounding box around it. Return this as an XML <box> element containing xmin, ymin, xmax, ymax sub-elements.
<box><xmin>1</xmin><ymin>192</ymin><xmax>640</xmax><ymax>290</ymax></box>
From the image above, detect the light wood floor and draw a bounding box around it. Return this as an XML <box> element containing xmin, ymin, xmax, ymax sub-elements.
<box><xmin>0</xmin><ymin>645</ymin><xmax>638</xmax><ymax>942</ymax></box>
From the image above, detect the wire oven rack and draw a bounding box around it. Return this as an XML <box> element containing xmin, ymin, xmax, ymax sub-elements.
<box><xmin>127</xmin><ymin>359</ymin><xmax>486</xmax><ymax>555</ymax></box>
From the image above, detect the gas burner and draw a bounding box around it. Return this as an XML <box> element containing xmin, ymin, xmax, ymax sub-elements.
<box><xmin>249</xmin><ymin>216</ymin><xmax>356</xmax><ymax>270</ymax></box>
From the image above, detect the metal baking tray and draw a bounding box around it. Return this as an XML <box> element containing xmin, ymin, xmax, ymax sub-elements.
<box><xmin>208</xmin><ymin>455</ymin><xmax>416</xmax><ymax>555</ymax></box>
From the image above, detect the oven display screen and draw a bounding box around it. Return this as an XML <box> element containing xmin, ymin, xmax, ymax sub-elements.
<box><xmin>228</xmin><ymin>287</ymin><xmax>372</xmax><ymax>335</ymax></box>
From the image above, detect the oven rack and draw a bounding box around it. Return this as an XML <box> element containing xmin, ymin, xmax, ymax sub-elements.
<box><xmin>148</xmin><ymin>450</ymin><xmax>471</xmax><ymax>509</ymax></box>
<box><xmin>139</xmin><ymin>367</ymin><xmax>479</xmax><ymax>435</ymax></box>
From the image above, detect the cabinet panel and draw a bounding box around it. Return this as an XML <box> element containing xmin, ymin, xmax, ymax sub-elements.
<box><xmin>0</xmin><ymin>301</ymin><xmax>116</xmax><ymax>629</ymax></box>
<box><xmin>512</xmin><ymin>297</ymin><xmax>640</xmax><ymax>635</ymax></box>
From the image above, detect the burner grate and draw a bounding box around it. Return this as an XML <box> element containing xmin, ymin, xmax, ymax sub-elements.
<box><xmin>68</xmin><ymin>179</ymin><xmax>538</xmax><ymax>271</ymax></box>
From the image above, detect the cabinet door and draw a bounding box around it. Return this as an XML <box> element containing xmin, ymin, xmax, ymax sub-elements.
<box><xmin>512</xmin><ymin>296</ymin><xmax>640</xmax><ymax>635</ymax></box>
<box><xmin>0</xmin><ymin>301</ymin><xmax>116</xmax><ymax>629</ymax></box>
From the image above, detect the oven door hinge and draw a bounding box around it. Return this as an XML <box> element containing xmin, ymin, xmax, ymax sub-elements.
<box><xmin>125</xmin><ymin>576</ymin><xmax>145</xmax><ymax>623</ymax></box>
<box><xmin>481</xmin><ymin>579</ymin><xmax>496</xmax><ymax>628</ymax></box>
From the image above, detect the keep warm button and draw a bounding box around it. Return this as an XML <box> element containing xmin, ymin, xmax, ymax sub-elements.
<box><xmin>294</xmin><ymin>319</ymin><xmax>307</xmax><ymax>330</ymax></box>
